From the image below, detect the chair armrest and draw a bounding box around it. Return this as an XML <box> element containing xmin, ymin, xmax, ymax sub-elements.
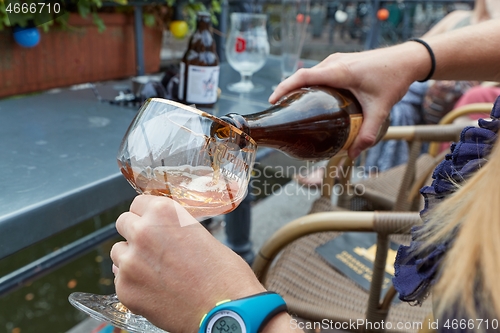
<box><xmin>383</xmin><ymin>124</ymin><xmax>464</xmax><ymax>142</ymax></box>
<box><xmin>252</xmin><ymin>211</ymin><xmax>421</xmax><ymax>280</ymax></box>
<box><xmin>438</xmin><ymin>102</ymin><xmax>493</xmax><ymax>125</ymax></box>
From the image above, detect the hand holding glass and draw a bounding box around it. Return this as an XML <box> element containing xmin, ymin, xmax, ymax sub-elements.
<box><xmin>69</xmin><ymin>98</ymin><xmax>256</xmax><ymax>332</ymax></box>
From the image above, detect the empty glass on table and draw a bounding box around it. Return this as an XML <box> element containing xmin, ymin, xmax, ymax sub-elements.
<box><xmin>280</xmin><ymin>0</ymin><xmax>310</xmax><ymax>82</ymax></box>
<box><xmin>225</xmin><ymin>12</ymin><xmax>270</xmax><ymax>93</ymax></box>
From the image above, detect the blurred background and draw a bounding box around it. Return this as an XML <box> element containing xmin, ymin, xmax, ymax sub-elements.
<box><xmin>0</xmin><ymin>1</ymin><xmax>474</xmax><ymax>332</ymax></box>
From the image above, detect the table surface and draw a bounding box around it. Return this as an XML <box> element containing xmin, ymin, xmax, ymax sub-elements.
<box><xmin>0</xmin><ymin>56</ymin><xmax>316</xmax><ymax>260</ymax></box>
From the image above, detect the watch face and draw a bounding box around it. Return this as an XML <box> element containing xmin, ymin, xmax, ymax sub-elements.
<box><xmin>212</xmin><ymin>316</ymin><xmax>242</xmax><ymax>333</ymax></box>
<box><xmin>207</xmin><ymin>310</ymin><xmax>246</xmax><ymax>333</ymax></box>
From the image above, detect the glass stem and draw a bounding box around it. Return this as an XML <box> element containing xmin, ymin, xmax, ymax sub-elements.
<box><xmin>240</xmin><ymin>73</ymin><xmax>253</xmax><ymax>86</ymax></box>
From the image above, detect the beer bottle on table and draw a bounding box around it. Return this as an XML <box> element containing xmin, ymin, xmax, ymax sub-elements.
<box><xmin>211</xmin><ymin>86</ymin><xmax>387</xmax><ymax>160</ymax></box>
<box><xmin>178</xmin><ymin>12</ymin><xmax>220</xmax><ymax>108</ymax></box>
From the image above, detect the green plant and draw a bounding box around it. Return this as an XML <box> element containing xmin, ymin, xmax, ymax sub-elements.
<box><xmin>0</xmin><ymin>0</ymin><xmax>221</xmax><ymax>33</ymax></box>
<box><xmin>143</xmin><ymin>0</ymin><xmax>221</xmax><ymax>32</ymax></box>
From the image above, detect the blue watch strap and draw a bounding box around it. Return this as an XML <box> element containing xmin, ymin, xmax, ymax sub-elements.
<box><xmin>199</xmin><ymin>292</ymin><xmax>287</xmax><ymax>333</ymax></box>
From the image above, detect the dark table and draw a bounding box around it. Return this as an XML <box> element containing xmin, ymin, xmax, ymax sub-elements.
<box><xmin>0</xmin><ymin>55</ymin><xmax>316</xmax><ymax>271</ymax></box>
<box><xmin>0</xmin><ymin>56</ymin><xmax>314</xmax><ymax>295</ymax></box>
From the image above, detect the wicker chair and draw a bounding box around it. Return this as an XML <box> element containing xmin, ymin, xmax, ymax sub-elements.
<box><xmin>251</xmin><ymin>104</ymin><xmax>493</xmax><ymax>332</ymax></box>
<box><xmin>310</xmin><ymin>103</ymin><xmax>493</xmax><ymax>214</ymax></box>
<box><xmin>253</xmin><ymin>211</ymin><xmax>428</xmax><ymax>333</ymax></box>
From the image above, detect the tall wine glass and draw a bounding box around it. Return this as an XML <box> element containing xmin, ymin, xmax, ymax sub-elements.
<box><xmin>68</xmin><ymin>98</ymin><xmax>257</xmax><ymax>332</ymax></box>
<box><xmin>226</xmin><ymin>13</ymin><xmax>270</xmax><ymax>93</ymax></box>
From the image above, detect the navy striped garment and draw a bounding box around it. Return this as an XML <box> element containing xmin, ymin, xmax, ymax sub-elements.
<box><xmin>393</xmin><ymin>96</ymin><xmax>500</xmax><ymax>305</ymax></box>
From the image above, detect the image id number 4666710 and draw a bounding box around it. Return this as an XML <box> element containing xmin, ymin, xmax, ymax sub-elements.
<box><xmin>6</xmin><ymin>1</ymin><xmax>60</xmax><ymax>14</ymax></box>
<box><xmin>442</xmin><ymin>319</ymin><xmax>498</xmax><ymax>330</ymax></box>
<box><xmin>4</xmin><ymin>0</ymin><xmax>66</xmax><ymax>26</ymax></box>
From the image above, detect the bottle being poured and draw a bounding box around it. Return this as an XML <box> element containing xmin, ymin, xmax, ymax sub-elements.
<box><xmin>211</xmin><ymin>86</ymin><xmax>384</xmax><ymax>160</ymax></box>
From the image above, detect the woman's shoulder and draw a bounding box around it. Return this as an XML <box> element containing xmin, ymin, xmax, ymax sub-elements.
<box><xmin>424</xmin><ymin>10</ymin><xmax>472</xmax><ymax>37</ymax></box>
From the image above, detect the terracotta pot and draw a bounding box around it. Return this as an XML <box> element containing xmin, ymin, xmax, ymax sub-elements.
<box><xmin>0</xmin><ymin>13</ymin><xmax>163</xmax><ymax>98</ymax></box>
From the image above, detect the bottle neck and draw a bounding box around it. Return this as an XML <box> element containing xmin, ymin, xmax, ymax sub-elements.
<box><xmin>197</xmin><ymin>21</ymin><xmax>211</xmax><ymax>31</ymax></box>
<box><xmin>186</xmin><ymin>17</ymin><xmax>217</xmax><ymax>56</ymax></box>
<box><xmin>219</xmin><ymin>114</ymin><xmax>250</xmax><ymax>135</ymax></box>
<box><xmin>196</xmin><ymin>13</ymin><xmax>212</xmax><ymax>32</ymax></box>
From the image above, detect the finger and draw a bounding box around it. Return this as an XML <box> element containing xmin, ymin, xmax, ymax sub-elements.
<box><xmin>129</xmin><ymin>194</ymin><xmax>150</xmax><ymax>217</ymax></box>
<box><xmin>115</xmin><ymin>211</ymin><xmax>140</xmax><ymax>240</ymax></box>
<box><xmin>129</xmin><ymin>194</ymin><xmax>175</xmax><ymax>217</ymax></box>
<box><xmin>110</xmin><ymin>241</ymin><xmax>128</xmax><ymax>268</ymax></box>
<box><xmin>348</xmin><ymin>105</ymin><xmax>390</xmax><ymax>159</ymax></box>
<box><xmin>269</xmin><ymin>67</ymin><xmax>339</xmax><ymax>104</ymax></box>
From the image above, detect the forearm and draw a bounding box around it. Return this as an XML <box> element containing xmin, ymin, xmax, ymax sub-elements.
<box><xmin>269</xmin><ymin>18</ymin><xmax>500</xmax><ymax>160</ymax></box>
<box><xmin>414</xmin><ymin>20</ymin><xmax>500</xmax><ymax>82</ymax></box>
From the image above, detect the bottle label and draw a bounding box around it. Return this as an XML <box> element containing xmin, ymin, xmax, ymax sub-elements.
<box><xmin>185</xmin><ymin>65</ymin><xmax>220</xmax><ymax>105</ymax></box>
<box><xmin>341</xmin><ymin>114</ymin><xmax>363</xmax><ymax>151</ymax></box>
<box><xmin>178</xmin><ymin>62</ymin><xmax>185</xmax><ymax>100</ymax></box>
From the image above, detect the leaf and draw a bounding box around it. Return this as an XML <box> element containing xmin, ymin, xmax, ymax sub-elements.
<box><xmin>92</xmin><ymin>12</ymin><xmax>105</xmax><ymax>32</ymax></box>
<box><xmin>143</xmin><ymin>12</ymin><xmax>155</xmax><ymax>27</ymax></box>
<box><xmin>34</xmin><ymin>9</ymin><xmax>52</xmax><ymax>26</ymax></box>
<box><xmin>55</xmin><ymin>13</ymin><xmax>70</xmax><ymax>30</ymax></box>
<box><xmin>38</xmin><ymin>21</ymin><xmax>50</xmax><ymax>32</ymax></box>
<box><xmin>6</xmin><ymin>11</ymin><xmax>31</xmax><ymax>27</ymax></box>
<box><xmin>78</xmin><ymin>0</ymin><xmax>91</xmax><ymax>17</ymax></box>
<box><xmin>0</xmin><ymin>9</ymin><xmax>10</xmax><ymax>29</ymax></box>
<box><xmin>211</xmin><ymin>0</ymin><xmax>221</xmax><ymax>13</ymax></box>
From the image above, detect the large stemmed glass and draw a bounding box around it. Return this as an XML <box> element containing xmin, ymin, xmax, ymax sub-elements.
<box><xmin>68</xmin><ymin>98</ymin><xmax>257</xmax><ymax>332</ymax></box>
<box><xmin>226</xmin><ymin>12</ymin><xmax>270</xmax><ymax>93</ymax></box>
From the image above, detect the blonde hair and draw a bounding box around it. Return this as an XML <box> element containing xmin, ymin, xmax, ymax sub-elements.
<box><xmin>418</xmin><ymin>138</ymin><xmax>500</xmax><ymax>322</ymax></box>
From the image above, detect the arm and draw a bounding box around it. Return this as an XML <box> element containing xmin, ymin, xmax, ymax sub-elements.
<box><xmin>422</xmin><ymin>10</ymin><xmax>471</xmax><ymax>37</ymax></box>
<box><xmin>110</xmin><ymin>195</ymin><xmax>302</xmax><ymax>333</ymax></box>
<box><xmin>269</xmin><ymin>19</ymin><xmax>500</xmax><ymax>158</ymax></box>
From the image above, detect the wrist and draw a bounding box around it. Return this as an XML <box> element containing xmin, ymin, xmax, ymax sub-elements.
<box><xmin>198</xmin><ymin>290</ymin><xmax>287</xmax><ymax>333</ymax></box>
<box><xmin>407</xmin><ymin>38</ymin><xmax>435</xmax><ymax>82</ymax></box>
<box><xmin>261</xmin><ymin>312</ymin><xmax>303</xmax><ymax>333</ymax></box>
<box><xmin>403</xmin><ymin>39</ymin><xmax>436</xmax><ymax>83</ymax></box>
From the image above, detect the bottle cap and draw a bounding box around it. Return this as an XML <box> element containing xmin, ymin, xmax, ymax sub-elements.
<box><xmin>197</xmin><ymin>11</ymin><xmax>211</xmax><ymax>18</ymax></box>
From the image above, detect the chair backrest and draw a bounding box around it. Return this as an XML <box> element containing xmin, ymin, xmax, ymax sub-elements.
<box><xmin>427</xmin><ymin>102</ymin><xmax>493</xmax><ymax>156</ymax></box>
<box><xmin>319</xmin><ymin>124</ymin><xmax>463</xmax><ymax>213</ymax></box>
<box><xmin>316</xmin><ymin>103</ymin><xmax>494</xmax><ymax>214</ymax></box>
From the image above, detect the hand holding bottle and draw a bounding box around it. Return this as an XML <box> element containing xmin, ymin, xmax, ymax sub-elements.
<box><xmin>269</xmin><ymin>46</ymin><xmax>425</xmax><ymax>159</ymax></box>
<box><xmin>270</xmin><ymin>19</ymin><xmax>500</xmax><ymax>159</ymax></box>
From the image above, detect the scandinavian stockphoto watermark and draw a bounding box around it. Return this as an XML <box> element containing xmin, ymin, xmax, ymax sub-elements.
<box><xmin>290</xmin><ymin>318</ymin><xmax>500</xmax><ymax>331</ymax></box>
<box><xmin>290</xmin><ymin>318</ymin><xmax>423</xmax><ymax>331</ymax></box>
<box><xmin>249</xmin><ymin>161</ymin><xmax>379</xmax><ymax>200</ymax></box>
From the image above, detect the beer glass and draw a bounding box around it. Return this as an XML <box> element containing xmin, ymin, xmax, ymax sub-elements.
<box><xmin>280</xmin><ymin>0</ymin><xmax>310</xmax><ymax>81</ymax></box>
<box><xmin>226</xmin><ymin>13</ymin><xmax>270</xmax><ymax>93</ymax></box>
<box><xmin>69</xmin><ymin>98</ymin><xmax>257</xmax><ymax>332</ymax></box>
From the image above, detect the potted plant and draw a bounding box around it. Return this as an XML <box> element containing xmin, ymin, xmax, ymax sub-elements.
<box><xmin>0</xmin><ymin>0</ymin><xmax>221</xmax><ymax>98</ymax></box>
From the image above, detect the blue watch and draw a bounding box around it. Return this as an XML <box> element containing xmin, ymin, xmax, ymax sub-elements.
<box><xmin>198</xmin><ymin>292</ymin><xmax>287</xmax><ymax>333</ymax></box>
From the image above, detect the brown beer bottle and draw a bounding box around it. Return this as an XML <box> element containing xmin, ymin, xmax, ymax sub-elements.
<box><xmin>178</xmin><ymin>12</ymin><xmax>220</xmax><ymax>108</ymax></box>
<box><xmin>211</xmin><ymin>86</ymin><xmax>372</xmax><ymax>160</ymax></box>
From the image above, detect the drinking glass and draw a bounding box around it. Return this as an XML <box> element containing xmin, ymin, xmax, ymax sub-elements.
<box><xmin>280</xmin><ymin>0</ymin><xmax>310</xmax><ymax>82</ymax></box>
<box><xmin>226</xmin><ymin>13</ymin><xmax>270</xmax><ymax>93</ymax></box>
<box><xmin>68</xmin><ymin>98</ymin><xmax>257</xmax><ymax>332</ymax></box>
